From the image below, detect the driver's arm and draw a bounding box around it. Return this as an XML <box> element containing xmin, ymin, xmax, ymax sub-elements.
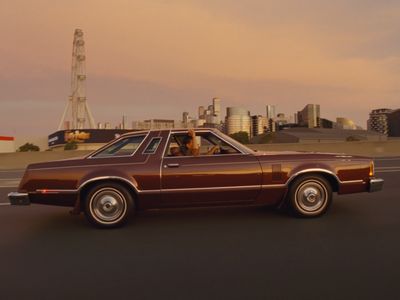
<box><xmin>206</xmin><ymin>145</ymin><xmax>220</xmax><ymax>155</ymax></box>
<box><xmin>188</xmin><ymin>129</ymin><xmax>199</xmax><ymax>156</ymax></box>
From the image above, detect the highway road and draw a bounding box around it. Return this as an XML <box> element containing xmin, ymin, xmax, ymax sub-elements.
<box><xmin>0</xmin><ymin>158</ymin><xmax>399</xmax><ymax>299</ymax></box>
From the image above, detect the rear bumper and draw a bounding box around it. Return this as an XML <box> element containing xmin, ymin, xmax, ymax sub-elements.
<box><xmin>8</xmin><ymin>192</ymin><xmax>31</xmax><ymax>205</ymax></box>
<box><xmin>369</xmin><ymin>178</ymin><xmax>384</xmax><ymax>193</ymax></box>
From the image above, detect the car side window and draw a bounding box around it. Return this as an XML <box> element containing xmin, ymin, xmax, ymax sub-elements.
<box><xmin>165</xmin><ymin>132</ymin><xmax>240</xmax><ymax>157</ymax></box>
<box><xmin>143</xmin><ymin>137</ymin><xmax>162</xmax><ymax>154</ymax></box>
<box><xmin>92</xmin><ymin>135</ymin><xmax>146</xmax><ymax>157</ymax></box>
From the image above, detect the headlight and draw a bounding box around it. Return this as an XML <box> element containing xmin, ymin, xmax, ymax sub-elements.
<box><xmin>369</xmin><ymin>161</ymin><xmax>375</xmax><ymax>177</ymax></box>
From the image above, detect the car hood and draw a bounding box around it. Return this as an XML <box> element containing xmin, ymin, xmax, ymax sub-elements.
<box><xmin>253</xmin><ymin>150</ymin><xmax>370</xmax><ymax>161</ymax></box>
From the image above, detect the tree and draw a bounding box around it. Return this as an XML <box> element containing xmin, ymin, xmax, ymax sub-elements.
<box><xmin>346</xmin><ymin>136</ymin><xmax>361</xmax><ymax>142</ymax></box>
<box><xmin>18</xmin><ymin>143</ymin><xmax>40</xmax><ymax>152</ymax></box>
<box><xmin>64</xmin><ymin>141</ymin><xmax>78</xmax><ymax>150</ymax></box>
<box><xmin>229</xmin><ymin>131</ymin><xmax>250</xmax><ymax>144</ymax></box>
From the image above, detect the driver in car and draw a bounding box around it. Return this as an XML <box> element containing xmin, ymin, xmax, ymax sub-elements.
<box><xmin>178</xmin><ymin>129</ymin><xmax>219</xmax><ymax>156</ymax></box>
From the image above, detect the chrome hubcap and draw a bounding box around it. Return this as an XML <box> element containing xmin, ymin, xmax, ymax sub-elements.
<box><xmin>295</xmin><ymin>180</ymin><xmax>327</xmax><ymax>212</ymax></box>
<box><xmin>90</xmin><ymin>188</ymin><xmax>126</xmax><ymax>223</ymax></box>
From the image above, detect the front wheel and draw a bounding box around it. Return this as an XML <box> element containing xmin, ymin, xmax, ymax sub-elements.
<box><xmin>287</xmin><ymin>175</ymin><xmax>332</xmax><ymax>218</ymax></box>
<box><xmin>84</xmin><ymin>182</ymin><xmax>134</xmax><ymax>228</ymax></box>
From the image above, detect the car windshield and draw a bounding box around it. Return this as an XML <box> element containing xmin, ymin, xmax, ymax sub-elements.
<box><xmin>212</xmin><ymin>130</ymin><xmax>254</xmax><ymax>154</ymax></box>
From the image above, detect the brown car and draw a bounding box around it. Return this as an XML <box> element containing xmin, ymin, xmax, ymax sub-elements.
<box><xmin>8</xmin><ymin>128</ymin><xmax>384</xmax><ymax>228</ymax></box>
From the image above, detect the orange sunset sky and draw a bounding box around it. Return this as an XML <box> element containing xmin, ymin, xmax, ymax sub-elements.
<box><xmin>1</xmin><ymin>0</ymin><xmax>399</xmax><ymax>135</ymax></box>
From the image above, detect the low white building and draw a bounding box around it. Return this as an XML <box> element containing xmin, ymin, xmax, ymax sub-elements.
<box><xmin>0</xmin><ymin>136</ymin><xmax>16</xmax><ymax>153</ymax></box>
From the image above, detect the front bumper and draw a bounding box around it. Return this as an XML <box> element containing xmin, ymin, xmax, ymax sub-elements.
<box><xmin>8</xmin><ymin>192</ymin><xmax>31</xmax><ymax>205</ymax></box>
<box><xmin>369</xmin><ymin>178</ymin><xmax>384</xmax><ymax>193</ymax></box>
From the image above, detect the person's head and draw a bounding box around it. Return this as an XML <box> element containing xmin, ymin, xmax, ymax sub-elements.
<box><xmin>170</xmin><ymin>146</ymin><xmax>183</xmax><ymax>156</ymax></box>
<box><xmin>182</xmin><ymin>135</ymin><xmax>193</xmax><ymax>148</ymax></box>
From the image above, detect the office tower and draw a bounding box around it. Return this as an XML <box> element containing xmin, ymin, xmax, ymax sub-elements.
<box><xmin>266</xmin><ymin>105</ymin><xmax>276</xmax><ymax>120</ymax></box>
<box><xmin>251</xmin><ymin>115</ymin><xmax>267</xmax><ymax>137</ymax></box>
<box><xmin>225</xmin><ymin>107</ymin><xmax>251</xmax><ymax>135</ymax></box>
<box><xmin>368</xmin><ymin>108</ymin><xmax>393</xmax><ymax>135</ymax></box>
<box><xmin>182</xmin><ymin>112</ymin><xmax>190</xmax><ymax>128</ymax></box>
<box><xmin>297</xmin><ymin>104</ymin><xmax>321</xmax><ymax>128</ymax></box>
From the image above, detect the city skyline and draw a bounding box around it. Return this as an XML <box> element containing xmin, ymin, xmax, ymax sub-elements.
<box><xmin>1</xmin><ymin>0</ymin><xmax>400</xmax><ymax>136</ymax></box>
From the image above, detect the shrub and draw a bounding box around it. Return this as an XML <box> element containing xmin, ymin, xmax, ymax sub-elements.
<box><xmin>64</xmin><ymin>141</ymin><xmax>78</xmax><ymax>150</ymax></box>
<box><xmin>229</xmin><ymin>131</ymin><xmax>250</xmax><ymax>144</ymax></box>
<box><xmin>18</xmin><ymin>143</ymin><xmax>40</xmax><ymax>152</ymax></box>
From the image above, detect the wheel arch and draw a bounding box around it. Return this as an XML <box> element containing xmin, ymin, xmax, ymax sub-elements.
<box><xmin>286</xmin><ymin>169</ymin><xmax>339</xmax><ymax>192</ymax></box>
<box><xmin>78</xmin><ymin>177</ymin><xmax>139</xmax><ymax>209</ymax></box>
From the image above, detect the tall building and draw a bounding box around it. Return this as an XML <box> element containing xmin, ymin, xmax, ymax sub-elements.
<box><xmin>182</xmin><ymin>112</ymin><xmax>190</xmax><ymax>128</ymax></box>
<box><xmin>297</xmin><ymin>104</ymin><xmax>320</xmax><ymax>128</ymax></box>
<box><xmin>122</xmin><ymin>115</ymin><xmax>128</xmax><ymax>129</ymax></box>
<box><xmin>197</xmin><ymin>97</ymin><xmax>222</xmax><ymax>127</ymax></box>
<box><xmin>225</xmin><ymin>107</ymin><xmax>251</xmax><ymax>135</ymax></box>
<box><xmin>251</xmin><ymin>115</ymin><xmax>267</xmax><ymax>137</ymax></box>
<box><xmin>388</xmin><ymin>109</ymin><xmax>400</xmax><ymax>137</ymax></box>
<box><xmin>266</xmin><ymin>105</ymin><xmax>276</xmax><ymax>120</ymax></box>
<box><xmin>267</xmin><ymin>119</ymin><xmax>276</xmax><ymax>133</ymax></box>
<box><xmin>275</xmin><ymin>113</ymin><xmax>289</xmax><ymax>129</ymax></box>
<box><xmin>367</xmin><ymin>108</ymin><xmax>393</xmax><ymax>135</ymax></box>
<box><xmin>198</xmin><ymin>106</ymin><xmax>205</xmax><ymax>119</ymax></box>
<box><xmin>213</xmin><ymin>97</ymin><xmax>221</xmax><ymax>124</ymax></box>
<box><xmin>294</xmin><ymin>113</ymin><xmax>298</xmax><ymax>124</ymax></box>
<box><xmin>265</xmin><ymin>105</ymin><xmax>277</xmax><ymax>132</ymax></box>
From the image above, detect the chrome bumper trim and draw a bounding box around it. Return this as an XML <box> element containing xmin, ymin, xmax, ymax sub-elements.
<box><xmin>8</xmin><ymin>192</ymin><xmax>30</xmax><ymax>205</ymax></box>
<box><xmin>369</xmin><ymin>178</ymin><xmax>384</xmax><ymax>193</ymax></box>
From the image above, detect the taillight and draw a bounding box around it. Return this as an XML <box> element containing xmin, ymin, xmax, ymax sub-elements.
<box><xmin>369</xmin><ymin>161</ymin><xmax>374</xmax><ymax>177</ymax></box>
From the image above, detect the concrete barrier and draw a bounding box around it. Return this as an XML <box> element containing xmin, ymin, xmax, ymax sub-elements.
<box><xmin>0</xmin><ymin>151</ymin><xmax>91</xmax><ymax>170</ymax></box>
<box><xmin>0</xmin><ymin>140</ymin><xmax>399</xmax><ymax>170</ymax></box>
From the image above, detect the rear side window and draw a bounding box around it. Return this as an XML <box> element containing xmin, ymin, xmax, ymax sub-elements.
<box><xmin>143</xmin><ymin>137</ymin><xmax>162</xmax><ymax>154</ymax></box>
<box><xmin>92</xmin><ymin>135</ymin><xmax>146</xmax><ymax>157</ymax></box>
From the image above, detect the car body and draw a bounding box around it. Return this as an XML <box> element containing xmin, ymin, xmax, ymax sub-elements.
<box><xmin>9</xmin><ymin>128</ymin><xmax>384</xmax><ymax>227</ymax></box>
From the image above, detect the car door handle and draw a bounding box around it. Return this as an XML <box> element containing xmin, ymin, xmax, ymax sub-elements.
<box><xmin>164</xmin><ymin>163</ymin><xmax>180</xmax><ymax>168</ymax></box>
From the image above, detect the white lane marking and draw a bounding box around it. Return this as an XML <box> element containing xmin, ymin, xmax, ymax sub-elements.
<box><xmin>0</xmin><ymin>203</ymin><xmax>10</xmax><ymax>206</ymax></box>
<box><xmin>0</xmin><ymin>169</ymin><xmax>25</xmax><ymax>173</ymax></box>
<box><xmin>376</xmin><ymin>167</ymin><xmax>400</xmax><ymax>170</ymax></box>
<box><xmin>376</xmin><ymin>170</ymin><xmax>400</xmax><ymax>173</ymax></box>
<box><xmin>0</xmin><ymin>179</ymin><xmax>20</xmax><ymax>187</ymax></box>
<box><xmin>375</xmin><ymin>158</ymin><xmax>400</xmax><ymax>161</ymax></box>
<box><xmin>0</xmin><ymin>178</ymin><xmax>21</xmax><ymax>181</ymax></box>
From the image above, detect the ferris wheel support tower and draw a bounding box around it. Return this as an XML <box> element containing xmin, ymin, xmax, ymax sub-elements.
<box><xmin>58</xmin><ymin>29</ymin><xmax>96</xmax><ymax>130</ymax></box>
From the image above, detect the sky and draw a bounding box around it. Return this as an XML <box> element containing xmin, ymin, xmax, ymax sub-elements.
<box><xmin>1</xmin><ymin>0</ymin><xmax>399</xmax><ymax>136</ymax></box>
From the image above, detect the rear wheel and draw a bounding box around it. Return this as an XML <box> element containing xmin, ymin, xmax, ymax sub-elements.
<box><xmin>287</xmin><ymin>174</ymin><xmax>332</xmax><ymax>218</ymax></box>
<box><xmin>84</xmin><ymin>182</ymin><xmax>134</xmax><ymax>228</ymax></box>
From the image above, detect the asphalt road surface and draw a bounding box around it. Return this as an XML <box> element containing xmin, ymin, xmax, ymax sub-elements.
<box><xmin>0</xmin><ymin>158</ymin><xmax>399</xmax><ymax>299</ymax></box>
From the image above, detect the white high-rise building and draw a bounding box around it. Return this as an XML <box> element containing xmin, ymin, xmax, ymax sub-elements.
<box><xmin>251</xmin><ymin>115</ymin><xmax>267</xmax><ymax>137</ymax></box>
<box><xmin>213</xmin><ymin>97</ymin><xmax>221</xmax><ymax>124</ymax></box>
<box><xmin>225</xmin><ymin>107</ymin><xmax>251</xmax><ymax>135</ymax></box>
<box><xmin>266</xmin><ymin>105</ymin><xmax>276</xmax><ymax>120</ymax></box>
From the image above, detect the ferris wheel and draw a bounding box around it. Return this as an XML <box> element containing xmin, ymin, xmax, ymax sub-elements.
<box><xmin>58</xmin><ymin>29</ymin><xmax>96</xmax><ymax>130</ymax></box>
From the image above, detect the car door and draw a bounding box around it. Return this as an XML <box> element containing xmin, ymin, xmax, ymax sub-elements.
<box><xmin>160</xmin><ymin>131</ymin><xmax>262</xmax><ymax>206</ymax></box>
